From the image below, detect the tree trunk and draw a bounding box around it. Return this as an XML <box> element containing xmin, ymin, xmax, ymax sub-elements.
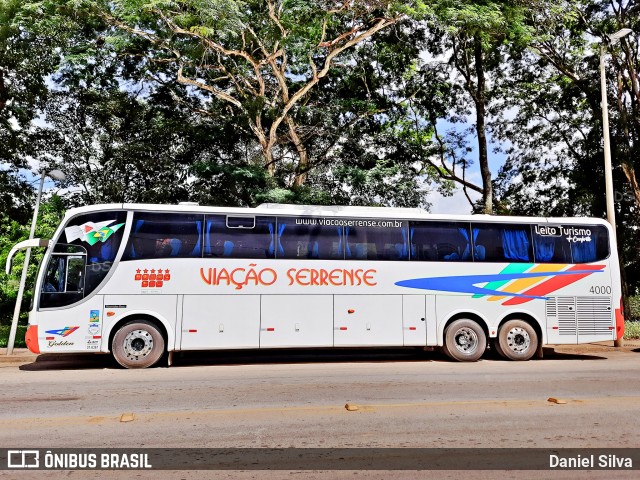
<box><xmin>621</xmin><ymin>163</ymin><xmax>640</xmax><ymax>211</ymax></box>
<box><xmin>286</xmin><ymin>116</ymin><xmax>309</xmax><ymax>187</ymax></box>
<box><xmin>473</xmin><ymin>35</ymin><xmax>493</xmax><ymax>214</ymax></box>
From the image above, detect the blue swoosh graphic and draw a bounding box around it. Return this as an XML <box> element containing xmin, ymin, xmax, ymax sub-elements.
<box><xmin>395</xmin><ymin>270</ymin><xmax>603</xmax><ymax>300</ymax></box>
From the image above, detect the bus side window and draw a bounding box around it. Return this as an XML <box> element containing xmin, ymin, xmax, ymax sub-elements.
<box><xmin>409</xmin><ymin>221</ymin><xmax>471</xmax><ymax>261</ymax></box>
<box><xmin>532</xmin><ymin>226</ymin><xmax>572</xmax><ymax>263</ymax></box>
<box><xmin>570</xmin><ymin>225</ymin><xmax>610</xmax><ymax>262</ymax></box>
<box><xmin>345</xmin><ymin>223</ymin><xmax>408</xmax><ymax>261</ymax></box>
<box><xmin>204</xmin><ymin>215</ymin><xmax>276</xmax><ymax>259</ymax></box>
<box><xmin>275</xmin><ymin>218</ymin><xmax>341</xmax><ymax>260</ymax></box>
<box><xmin>123</xmin><ymin>212</ymin><xmax>204</xmax><ymax>260</ymax></box>
<box><xmin>532</xmin><ymin>224</ymin><xmax>609</xmax><ymax>263</ymax></box>
<box><xmin>473</xmin><ymin>224</ymin><xmax>532</xmax><ymax>262</ymax></box>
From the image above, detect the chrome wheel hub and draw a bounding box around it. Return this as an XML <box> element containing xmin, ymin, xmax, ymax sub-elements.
<box><xmin>506</xmin><ymin>327</ymin><xmax>530</xmax><ymax>353</ymax></box>
<box><xmin>123</xmin><ymin>329</ymin><xmax>154</xmax><ymax>360</ymax></box>
<box><xmin>453</xmin><ymin>327</ymin><xmax>479</xmax><ymax>355</ymax></box>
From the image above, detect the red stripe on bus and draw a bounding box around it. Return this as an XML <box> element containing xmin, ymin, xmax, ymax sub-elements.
<box><xmin>503</xmin><ymin>264</ymin><xmax>605</xmax><ymax>306</ymax></box>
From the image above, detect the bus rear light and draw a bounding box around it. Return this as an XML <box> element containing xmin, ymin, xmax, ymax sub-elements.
<box><xmin>615</xmin><ymin>296</ymin><xmax>625</xmax><ymax>340</ymax></box>
<box><xmin>339</xmin><ymin>327</ymin><xmax>348</xmax><ymax>331</ymax></box>
<box><xmin>609</xmin><ymin>326</ymin><xmax>615</xmax><ymax>330</ymax></box>
<box><xmin>552</xmin><ymin>327</ymin><xmax>559</xmax><ymax>330</ymax></box>
<box><xmin>188</xmin><ymin>330</ymin><xmax>197</xmax><ymax>333</ymax></box>
<box><xmin>46</xmin><ymin>337</ymin><xmax>55</xmax><ymax>340</ymax></box>
<box><xmin>93</xmin><ymin>335</ymin><xmax>101</xmax><ymax>339</ymax></box>
<box><xmin>409</xmin><ymin>327</ymin><xmax>416</xmax><ymax>331</ymax></box>
<box><xmin>266</xmin><ymin>328</ymin><xmax>275</xmax><ymax>332</ymax></box>
<box><xmin>347</xmin><ymin>309</ymin><xmax>355</xmax><ymax>314</ymax></box>
<box><xmin>107</xmin><ymin>311</ymin><xmax>115</xmax><ymax>317</ymax></box>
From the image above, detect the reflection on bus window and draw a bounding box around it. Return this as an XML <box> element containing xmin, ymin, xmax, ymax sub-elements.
<box><xmin>409</xmin><ymin>222</ymin><xmax>472</xmax><ymax>261</ymax></box>
<box><xmin>473</xmin><ymin>224</ymin><xmax>533</xmax><ymax>263</ymax></box>
<box><xmin>532</xmin><ymin>224</ymin><xmax>609</xmax><ymax>263</ymax></box>
<box><xmin>204</xmin><ymin>215</ymin><xmax>276</xmax><ymax>259</ymax></box>
<box><xmin>123</xmin><ymin>212</ymin><xmax>203</xmax><ymax>260</ymax></box>
<box><xmin>275</xmin><ymin>219</ymin><xmax>342</xmax><ymax>260</ymax></box>
<box><xmin>345</xmin><ymin>224</ymin><xmax>409</xmax><ymax>261</ymax></box>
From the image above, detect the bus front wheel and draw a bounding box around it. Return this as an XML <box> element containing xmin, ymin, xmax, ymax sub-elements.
<box><xmin>495</xmin><ymin>320</ymin><xmax>538</xmax><ymax>361</ymax></box>
<box><xmin>442</xmin><ymin>319</ymin><xmax>486</xmax><ymax>362</ymax></box>
<box><xmin>112</xmin><ymin>320</ymin><xmax>165</xmax><ymax>369</ymax></box>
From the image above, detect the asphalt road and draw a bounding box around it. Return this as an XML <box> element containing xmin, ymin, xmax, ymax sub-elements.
<box><xmin>1</xmin><ymin>344</ymin><xmax>639</xmax><ymax>479</ymax></box>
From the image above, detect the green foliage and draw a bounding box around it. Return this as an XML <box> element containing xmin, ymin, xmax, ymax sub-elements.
<box><xmin>0</xmin><ymin>325</ymin><xmax>27</xmax><ymax>348</ymax></box>
<box><xmin>0</xmin><ymin>196</ymin><xmax>65</xmax><ymax>325</ymax></box>
<box><xmin>628</xmin><ymin>296</ymin><xmax>640</xmax><ymax>321</ymax></box>
<box><xmin>624</xmin><ymin>322</ymin><xmax>640</xmax><ymax>340</ymax></box>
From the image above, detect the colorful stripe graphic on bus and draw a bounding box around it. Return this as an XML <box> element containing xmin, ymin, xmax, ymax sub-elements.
<box><xmin>395</xmin><ymin>264</ymin><xmax>605</xmax><ymax>305</ymax></box>
<box><xmin>44</xmin><ymin>326</ymin><xmax>80</xmax><ymax>337</ymax></box>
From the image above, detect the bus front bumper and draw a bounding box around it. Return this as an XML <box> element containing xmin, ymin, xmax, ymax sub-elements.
<box><xmin>25</xmin><ymin>325</ymin><xmax>40</xmax><ymax>354</ymax></box>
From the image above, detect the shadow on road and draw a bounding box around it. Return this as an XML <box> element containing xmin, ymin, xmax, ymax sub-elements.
<box><xmin>19</xmin><ymin>353</ymin><xmax>118</xmax><ymax>371</ymax></box>
<box><xmin>17</xmin><ymin>345</ymin><xmax>609</xmax><ymax>370</ymax></box>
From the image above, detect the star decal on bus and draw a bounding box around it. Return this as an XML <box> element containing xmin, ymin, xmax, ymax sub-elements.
<box><xmin>134</xmin><ymin>268</ymin><xmax>171</xmax><ymax>288</ymax></box>
<box><xmin>395</xmin><ymin>263</ymin><xmax>605</xmax><ymax>305</ymax></box>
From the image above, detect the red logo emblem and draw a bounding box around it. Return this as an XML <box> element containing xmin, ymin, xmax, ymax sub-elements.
<box><xmin>135</xmin><ymin>269</ymin><xmax>171</xmax><ymax>288</ymax></box>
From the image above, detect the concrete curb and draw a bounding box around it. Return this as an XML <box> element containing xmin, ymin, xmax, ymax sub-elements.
<box><xmin>0</xmin><ymin>348</ymin><xmax>38</xmax><ymax>363</ymax></box>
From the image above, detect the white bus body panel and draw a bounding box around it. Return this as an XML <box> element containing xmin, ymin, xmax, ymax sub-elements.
<box><xmin>402</xmin><ymin>295</ymin><xmax>427</xmax><ymax>346</ymax></box>
<box><xmin>181</xmin><ymin>295</ymin><xmax>260</xmax><ymax>350</ymax></box>
<box><xmin>334</xmin><ymin>295</ymin><xmax>403</xmax><ymax>346</ymax></box>
<box><xmin>101</xmin><ymin>295</ymin><xmax>178</xmax><ymax>352</ymax></box>
<box><xmin>260</xmin><ymin>295</ymin><xmax>333</xmax><ymax>347</ymax></box>
<box><xmin>36</xmin><ymin>296</ymin><xmax>104</xmax><ymax>353</ymax></box>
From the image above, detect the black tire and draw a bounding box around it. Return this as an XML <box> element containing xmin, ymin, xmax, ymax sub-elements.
<box><xmin>497</xmin><ymin>319</ymin><xmax>538</xmax><ymax>361</ymax></box>
<box><xmin>442</xmin><ymin>319</ymin><xmax>486</xmax><ymax>362</ymax></box>
<box><xmin>492</xmin><ymin>338</ymin><xmax>507</xmax><ymax>359</ymax></box>
<box><xmin>112</xmin><ymin>320</ymin><xmax>165</xmax><ymax>369</ymax></box>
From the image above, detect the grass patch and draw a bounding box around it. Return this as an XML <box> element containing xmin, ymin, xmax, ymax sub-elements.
<box><xmin>0</xmin><ymin>325</ymin><xmax>27</xmax><ymax>348</ymax></box>
<box><xmin>624</xmin><ymin>321</ymin><xmax>640</xmax><ymax>340</ymax></box>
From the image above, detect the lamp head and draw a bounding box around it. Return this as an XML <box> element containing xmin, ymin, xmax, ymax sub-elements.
<box><xmin>47</xmin><ymin>169</ymin><xmax>66</xmax><ymax>181</ymax></box>
<box><xmin>608</xmin><ymin>28</ymin><xmax>633</xmax><ymax>43</ymax></box>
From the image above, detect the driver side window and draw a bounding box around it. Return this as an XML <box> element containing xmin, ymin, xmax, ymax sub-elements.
<box><xmin>40</xmin><ymin>249</ymin><xmax>86</xmax><ymax>309</ymax></box>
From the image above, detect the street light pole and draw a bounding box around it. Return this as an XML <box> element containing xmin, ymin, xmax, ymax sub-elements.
<box><xmin>6</xmin><ymin>169</ymin><xmax>65</xmax><ymax>355</ymax></box>
<box><xmin>599</xmin><ymin>28</ymin><xmax>632</xmax><ymax>243</ymax></box>
<box><xmin>599</xmin><ymin>27</ymin><xmax>632</xmax><ymax>348</ymax></box>
<box><xmin>600</xmin><ymin>45</ymin><xmax>616</xmax><ymax>243</ymax></box>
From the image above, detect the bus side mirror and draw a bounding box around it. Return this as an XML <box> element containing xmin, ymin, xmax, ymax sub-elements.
<box><xmin>5</xmin><ymin>238</ymin><xmax>51</xmax><ymax>274</ymax></box>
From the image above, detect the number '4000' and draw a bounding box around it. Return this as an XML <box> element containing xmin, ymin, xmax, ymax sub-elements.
<box><xmin>589</xmin><ymin>285</ymin><xmax>612</xmax><ymax>295</ymax></box>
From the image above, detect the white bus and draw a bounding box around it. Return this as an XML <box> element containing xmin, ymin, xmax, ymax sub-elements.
<box><xmin>6</xmin><ymin>203</ymin><xmax>624</xmax><ymax>368</ymax></box>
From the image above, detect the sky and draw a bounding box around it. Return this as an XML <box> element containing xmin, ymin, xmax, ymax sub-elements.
<box><xmin>426</xmin><ymin>120</ymin><xmax>507</xmax><ymax>214</ymax></box>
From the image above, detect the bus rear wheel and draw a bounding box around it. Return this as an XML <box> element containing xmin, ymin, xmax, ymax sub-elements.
<box><xmin>496</xmin><ymin>320</ymin><xmax>538</xmax><ymax>361</ymax></box>
<box><xmin>112</xmin><ymin>320</ymin><xmax>165</xmax><ymax>369</ymax></box>
<box><xmin>442</xmin><ymin>319</ymin><xmax>486</xmax><ymax>362</ymax></box>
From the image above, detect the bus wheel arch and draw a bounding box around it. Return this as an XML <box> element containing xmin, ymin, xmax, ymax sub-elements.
<box><xmin>494</xmin><ymin>315</ymin><xmax>540</xmax><ymax>361</ymax></box>
<box><xmin>441</xmin><ymin>314</ymin><xmax>488</xmax><ymax>362</ymax></box>
<box><xmin>109</xmin><ymin>315</ymin><xmax>168</xmax><ymax>369</ymax></box>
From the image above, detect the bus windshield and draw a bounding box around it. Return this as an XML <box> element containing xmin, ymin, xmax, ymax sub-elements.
<box><xmin>39</xmin><ymin>210</ymin><xmax>127</xmax><ymax>309</ymax></box>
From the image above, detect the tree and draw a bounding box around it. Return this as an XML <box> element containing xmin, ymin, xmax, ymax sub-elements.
<box><xmin>87</xmin><ymin>0</ymin><xmax>418</xmax><ymax>189</ymax></box>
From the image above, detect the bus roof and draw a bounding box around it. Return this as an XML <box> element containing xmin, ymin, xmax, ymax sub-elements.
<box><xmin>60</xmin><ymin>202</ymin><xmax>612</xmax><ymax>227</ymax></box>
